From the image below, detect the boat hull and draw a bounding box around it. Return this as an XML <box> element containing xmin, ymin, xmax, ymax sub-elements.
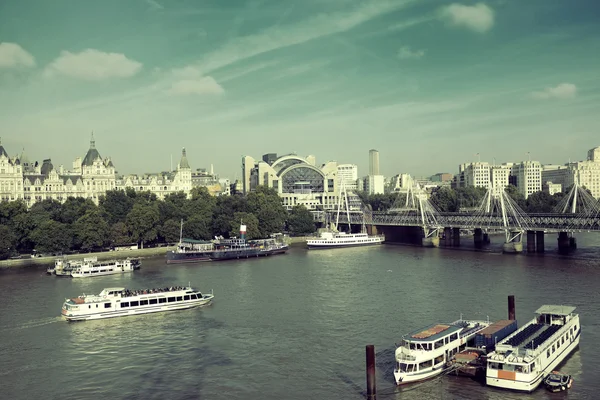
<box><xmin>166</xmin><ymin>246</ymin><xmax>289</xmax><ymax>264</ymax></box>
<box><xmin>394</xmin><ymin>362</ymin><xmax>446</xmax><ymax>385</ymax></box>
<box><xmin>62</xmin><ymin>297</ymin><xmax>213</xmax><ymax>321</ymax></box>
<box><xmin>307</xmin><ymin>240</ymin><xmax>383</xmax><ymax>250</ymax></box>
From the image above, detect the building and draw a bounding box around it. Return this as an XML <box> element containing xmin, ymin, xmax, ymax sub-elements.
<box><xmin>241</xmin><ymin>153</ymin><xmax>339</xmax><ymax>211</ymax></box>
<box><xmin>363</xmin><ymin>175</ymin><xmax>385</xmax><ymax>195</ymax></box>
<box><xmin>511</xmin><ymin>161</ymin><xmax>542</xmax><ymax>199</ymax></box>
<box><xmin>541</xmin><ymin>164</ymin><xmax>570</xmax><ymax>190</ymax></box>
<box><xmin>116</xmin><ymin>148</ymin><xmax>192</xmax><ymax>200</ymax></box>
<box><xmin>337</xmin><ymin>164</ymin><xmax>358</xmax><ymax>191</ymax></box>
<box><xmin>564</xmin><ymin>146</ymin><xmax>600</xmax><ymax>198</ymax></box>
<box><xmin>543</xmin><ymin>182</ymin><xmax>562</xmax><ymax>195</ymax></box>
<box><xmin>0</xmin><ymin>140</ymin><xmax>24</xmax><ymax>202</ymax></box>
<box><xmin>457</xmin><ymin>162</ymin><xmax>491</xmax><ymax>188</ymax></box>
<box><xmin>490</xmin><ymin>164</ymin><xmax>512</xmax><ymax>193</ymax></box>
<box><xmin>430</xmin><ymin>173</ymin><xmax>453</xmax><ymax>182</ymax></box>
<box><xmin>369</xmin><ymin>149</ymin><xmax>380</xmax><ymax>176</ymax></box>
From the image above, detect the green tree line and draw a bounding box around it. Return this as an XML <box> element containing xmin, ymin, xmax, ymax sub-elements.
<box><xmin>0</xmin><ymin>186</ymin><xmax>316</xmax><ymax>260</ymax></box>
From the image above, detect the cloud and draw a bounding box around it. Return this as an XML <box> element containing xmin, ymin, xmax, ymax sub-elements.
<box><xmin>531</xmin><ymin>83</ymin><xmax>577</xmax><ymax>100</ymax></box>
<box><xmin>0</xmin><ymin>42</ymin><xmax>36</xmax><ymax>68</ymax></box>
<box><xmin>197</xmin><ymin>0</ymin><xmax>414</xmax><ymax>73</ymax></box>
<box><xmin>44</xmin><ymin>49</ymin><xmax>142</xmax><ymax>80</ymax></box>
<box><xmin>397</xmin><ymin>46</ymin><xmax>425</xmax><ymax>59</ymax></box>
<box><xmin>166</xmin><ymin>66</ymin><xmax>224</xmax><ymax>95</ymax></box>
<box><xmin>440</xmin><ymin>3</ymin><xmax>494</xmax><ymax>33</ymax></box>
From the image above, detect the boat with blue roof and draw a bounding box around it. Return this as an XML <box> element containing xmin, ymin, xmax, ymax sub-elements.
<box><xmin>394</xmin><ymin>317</ymin><xmax>491</xmax><ymax>384</ymax></box>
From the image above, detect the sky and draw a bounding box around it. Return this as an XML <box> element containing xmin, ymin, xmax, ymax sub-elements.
<box><xmin>1</xmin><ymin>0</ymin><xmax>599</xmax><ymax>179</ymax></box>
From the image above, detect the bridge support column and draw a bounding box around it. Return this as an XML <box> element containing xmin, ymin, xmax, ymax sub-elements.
<box><xmin>473</xmin><ymin>228</ymin><xmax>484</xmax><ymax>249</ymax></box>
<box><xmin>570</xmin><ymin>235</ymin><xmax>577</xmax><ymax>250</ymax></box>
<box><xmin>526</xmin><ymin>231</ymin><xmax>536</xmax><ymax>253</ymax></box>
<box><xmin>502</xmin><ymin>231</ymin><xmax>523</xmax><ymax>254</ymax></box>
<box><xmin>452</xmin><ymin>228</ymin><xmax>461</xmax><ymax>247</ymax></box>
<box><xmin>558</xmin><ymin>232</ymin><xmax>570</xmax><ymax>255</ymax></box>
<box><xmin>366</xmin><ymin>225</ymin><xmax>378</xmax><ymax>236</ymax></box>
<box><xmin>444</xmin><ymin>227</ymin><xmax>452</xmax><ymax>247</ymax></box>
<box><xmin>536</xmin><ymin>231</ymin><xmax>545</xmax><ymax>253</ymax></box>
<box><xmin>483</xmin><ymin>232</ymin><xmax>490</xmax><ymax>244</ymax></box>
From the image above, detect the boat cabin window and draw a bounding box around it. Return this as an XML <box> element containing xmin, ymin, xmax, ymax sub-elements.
<box><xmin>121</xmin><ymin>302</ymin><xmax>129</xmax><ymax>308</ymax></box>
<box><xmin>434</xmin><ymin>340</ymin><xmax>444</xmax><ymax>349</ymax></box>
<box><xmin>130</xmin><ymin>301</ymin><xmax>139</xmax><ymax>307</ymax></box>
<box><xmin>397</xmin><ymin>363</ymin><xmax>416</xmax><ymax>373</ymax></box>
<box><xmin>450</xmin><ymin>333</ymin><xmax>458</xmax><ymax>341</ymax></box>
<box><xmin>104</xmin><ymin>303</ymin><xmax>111</xmax><ymax>308</ymax></box>
<box><xmin>149</xmin><ymin>299</ymin><xmax>158</xmax><ymax>305</ymax></box>
<box><xmin>168</xmin><ymin>297</ymin><xmax>175</xmax><ymax>303</ymax></box>
<box><xmin>176</xmin><ymin>296</ymin><xmax>183</xmax><ymax>301</ymax></box>
<box><xmin>191</xmin><ymin>294</ymin><xmax>198</xmax><ymax>299</ymax></box>
<box><xmin>418</xmin><ymin>360</ymin><xmax>433</xmax><ymax>370</ymax></box>
<box><xmin>140</xmin><ymin>300</ymin><xmax>148</xmax><ymax>306</ymax></box>
<box><xmin>488</xmin><ymin>362</ymin><xmax>502</xmax><ymax>370</ymax></box>
<box><xmin>159</xmin><ymin>298</ymin><xmax>166</xmax><ymax>304</ymax></box>
<box><xmin>184</xmin><ymin>295</ymin><xmax>190</xmax><ymax>300</ymax></box>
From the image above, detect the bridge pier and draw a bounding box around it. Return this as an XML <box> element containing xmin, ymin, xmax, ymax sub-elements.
<box><xmin>422</xmin><ymin>228</ymin><xmax>440</xmax><ymax>247</ymax></box>
<box><xmin>502</xmin><ymin>231</ymin><xmax>523</xmax><ymax>254</ymax></box>
<box><xmin>557</xmin><ymin>232</ymin><xmax>570</xmax><ymax>254</ymax></box>
<box><xmin>483</xmin><ymin>232</ymin><xmax>490</xmax><ymax>244</ymax></box>
<box><xmin>526</xmin><ymin>230</ymin><xmax>536</xmax><ymax>253</ymax></box>
<box><xmin>536</xmin><ymin>231</ymin><xmax>545</xmax><ymax>253</ymax></box>
<box><xmin>452</xmin><ymin>227</ymin><xmax>461</xmax><ymax>247</ymax></box>
<box><xmin>473</xmin><ymin>228</ymin><xmax>484</xmax><ymax>249</ymax></box>
<box><xmin>444</xmin><ymin>227</ymin><xmax>452</xmax><ymax>247</ymax></box>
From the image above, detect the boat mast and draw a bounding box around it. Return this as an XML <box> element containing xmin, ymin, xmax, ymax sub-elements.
<box><xmin>335</xmin><ymin>180</ymin><xmax>344</xmax><ymax>230</ymax></box>
<box><xmin>179</xmin><ymin>219</ymin><xmax>183</xmax><ymax>244</ymax></box>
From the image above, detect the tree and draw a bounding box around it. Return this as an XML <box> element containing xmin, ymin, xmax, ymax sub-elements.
<box><xmin>126</xmin><ymin>203</ymin><xmax>160</xmax><ymax>247</ymax></box>
<box><xmin>29</xmin><ymin>220</ymin><xmax>72</xmax><ymax>254</ymax></box>
<box><xmin>59</xmin><ymin>197</ymin><xmax>97</xmax><ymax>224</ymax></box>
<box><xmin>29</xmin><ymin>199</ymin><xmax>63</xmax><ymax>222</ymax></box>
<box><xmin>456</xmin><ymin>187</ymin><xmax>487</xmax><ymax>210</ymax></box>
<box><xmin>160</xmin><ymin>218</ymin><xmax>182</xmax><ymax>243</ymax></box>
<box><xmin>99</xmin><ymin>189</ymin><xmax>135</xmax><ymax>224</ymax></box>
<box><xmin>430</xmin><ymin>187</ymin><xmax>459</xmax><ymax>212</ymax></box>
<box><xmin>212</xmin><ymin>195</ymin><xmax>248</xmax><ymax>237</ymax></box>
<box><xmin>504</xmin><ymin>184</ymin><xmax>527</xmax><ymax>210</ymax></box>
<box><xmin>287</xmin><ymin>205</ymin><xmax>316</xmax><ymax>235</ymax></box>
<box><xmin>74</xmin><ymin>210</ymin><xmax>110</xmax><ymax>251</ymax></box>
<box><xmin>158</xmin><ymin>192</ymin><xmax>188</xmax><ymax>224</ymax></box>
<box><xmin>183</xmin><ymin>216</ymin><xmax>212</xmax><ymax>241</ymax></box>
<box><xmin>109</xmin><ymin>222</ymin><xmax>131</xmax><ymax>246</ymax></box>
<box><xmin>0</xmin><ymin>199</ymin><xmax>27</xmax><ymax>226</ymax></box>
<box><xmin>246</xmin><ymin>186</ymin><xmax>287</xmax><ymax>237</ymax></box>
<box><xmin>0</xmin><ymin>225</ymin><xmax>16</xmax><ymax>260</ymax></box>
<box><xmin>525</xmin><ymin>191</ymin><xmax>556</xmax><ymax>213</ymax></box>
<box><xmin>229</xmin><ymin>212</ymin><xmax>260</xmax><ymax>239</ymax></box>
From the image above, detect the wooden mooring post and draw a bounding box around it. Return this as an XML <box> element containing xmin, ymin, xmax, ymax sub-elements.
<box><xmin>508</xmin><ymin>295</ymin><xmax>516</xmax><ymax>320</ymax></box>
<box><xmin>366</xmin><ymin>345</ymin><xmax>377</xmax><ymax>400</ymax></box>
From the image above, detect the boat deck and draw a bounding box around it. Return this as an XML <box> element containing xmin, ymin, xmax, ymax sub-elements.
<box><xmin>503</xmin><ymin>323</ymin><xmax>563</xmax><ymax>353</ymax></box>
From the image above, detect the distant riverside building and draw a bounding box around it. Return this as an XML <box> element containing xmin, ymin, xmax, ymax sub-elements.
<box><xmin>0</xmin><ymin>137</ymin><xmax>228</xmax><ymax>207</ymax></box>
<box><xmin>241</xmin><ymin>153</ymin><xmax>339</xmax><ymax>211</ymax></box>
<box><xmin>369</xmin><ymin>149</ymin><xmax>380</xmax><ymax>176</ymax></box>
<box><xmin>116</xmin><ymin>148</ymin><xmax>192</xmax><ymax>200</ymax></box>
<box><xmin>456</xmin><ymin>162</ymin><xmax>491</xmax><ymax>189</ymax></box>
<box><xmin>511</xmin><ymin>161</ymin><xmax>542</xmax><ymax>199</ymax></box>
<box><xmin>563</xmin><ymin>146</ymin><xmax>600</xmax><ymax>199</ymax></box>
<box><xmin>542</xmin><ymin>164</ymin><xmax>570</xmax><ymax>190</ymax></box>
<box><xmin>543</xmin><ymin>182</ymin><xmax>562</xmax><ymax>195</ymax></box>
<box><xmin>430</xmin><ymin>173</ymin><xmax>453</xmax><ymax>182</ymax></box>
<box><xmin>337</xmin><ymin>164</ymin><xmax>358</xmax><ymax>190</ymax></box>
<box><xmin>363</xmin><ymin>175</ymin><xmax>385</xmax><ymax>195</ymax></box>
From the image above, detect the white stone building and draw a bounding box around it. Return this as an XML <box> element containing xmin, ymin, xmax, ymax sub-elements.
<box><xmin>242</xmin><ymin>153</ymin><xmax>339</xmax><ymax>211</ymax></box>
<box><xmin>337</xmin><ymin>164</ymin><xmax>358</xmax><ymax>191</ymax></box>
<box><xmin>511</xmin><ymin>161</ymin><xmax>542</xmax><ymax>199</ymax></box>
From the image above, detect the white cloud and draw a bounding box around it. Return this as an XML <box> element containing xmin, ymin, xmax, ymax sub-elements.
<box><xmin>397</xmin><ymin>46</ymin><xmax>425</xmax><ymax>59</ymax></box>
<box><xmin>167</xmin><ymin>66</ymin><xmax>224</xmax><ymax>95</ymax></box>
<box><xmin>440</xmin><ymin>3</ymin><xmax>494</xmax><ymax>33</ymax></box>
<box><xmin>197</xmin><ymin>0</ymin><xmax>414</xmax><ymax>73</ymax></box>
<box><xmin>0</xmin><ymin>42</ymin><xmax>36</xmax><ymax>68</ymax></box>
<box><xmin>531</xmin><ymin>83</ymin><xmax>577</xmax><ymax>100</ymax></box>
<box><xmin>44</xmin><ymin>49</ymin><xmax>142</xmax><ymax>80</ymax></box>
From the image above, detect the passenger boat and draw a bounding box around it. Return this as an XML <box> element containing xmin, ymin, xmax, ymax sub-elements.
<box><xmin>543</xmin><ymin>371</ymin><xmax>573</xmax><ymax>392</ymax></box>
<box><xmin>166</xmin><ymin>222</ymin><xmax>288</xmax><ymax>264</ymax></box>
<box><xmin>394</xmin><ymin>318</ymin><xmax>490</xmax><ymax>385</ymax></box>
<box><xmin>53</xmin><ymin>258</ymin><xmax>85</xmax><ymax>277</ymax></box>
<box><xmin>486</xmin><ymin>305</ymin><xmax>580</xmax><ymax>392</ymax></box>
<box><xmin>70</xmin><ymin>257</ymin><xmax>141</xmax><ymax>278</ymax></box>
<box><xmin>61</xmin><ymin>285</ymin><xmax>214</xmax><ymax>321</ymax></box>
<box><xmin>306</xmin><ymin>183</ymin><xmax>384</xmax><ymax>249</ymax></box>
<box><xmin>306</xmin><ymin>231</ymin><xmax>384</xmax><ymax>249</ymax></box>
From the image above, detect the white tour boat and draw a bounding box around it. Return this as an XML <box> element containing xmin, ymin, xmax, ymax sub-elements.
<box><xmin>70</xmin><ymin>257</ymin><xmax>141</xmax><ymax>278</ymax></box>
<box><xmin>307</xmin><ymin>182</ymin><xmax>384</xmax><ymax>249</ymax></box>
<box><xmin>394</xmin><ymin>318</ymin><xmax>490</xmax><ymax>385</ymax></box>
<box><xmin>61</xmin><ymin>285</ymin><xmax>214</xmax><ymax>321</ymax></box>
<box><xmin>486</xmin><ymin>305</ymin><xmax>580</xmax><ymax>392</ymax></box>
<box><xmin>53</xmin><ymin>258</ymin><xmax>86</xmax><ymax>277</ymax></box>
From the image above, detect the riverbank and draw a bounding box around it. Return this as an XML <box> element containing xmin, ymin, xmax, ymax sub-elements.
<box><xmin>0</xmin><ymin>246</ymin><xmax>175</xmax><ymax>269</ymax></box>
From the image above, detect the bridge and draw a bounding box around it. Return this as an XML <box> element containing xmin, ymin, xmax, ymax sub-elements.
<box><xmin>328</xmin><ymin>178</ymin><xmax>600</xmax><ymax>254</ymax></box>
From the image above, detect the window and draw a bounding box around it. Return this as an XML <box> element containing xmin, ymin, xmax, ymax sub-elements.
<box><xmin>140</xmin><ymin>300</ymin><xmax>148</xmax><ymax>306</ymax></box>
<box><xmin>168</xmin><ymin>297</ymin><xmax>176</xmax><ymax>302</ymax></box>
<box><xmin>130</xmin><ymin>301</ymin><xmax>139</xmax><ymax>307</ymax></box>
<box><xmin>149</xmin><ymin>299</ymin><xmax>158</xmax><ymax>305</ymax></box>
<box><xmin>159</xmin><ymin>298</ymin><xmax>166</xmax><ymax>304</ymax></box>
<box><xmin>191</xmin><ymin>294</ymin><xmax>198</xmax><ymax>300</ymax></box>
<box><xmin>104</xmin><ymin>303</ymin><xmax>111</xmax><ymax>308</ymax></box>
<box><xmin>176</xmin><ymin>296</ymin><xmax>183</xmax><ymax>301</ymax></box>
<box><xmin>184</xmin><ymin>295</ymin><xmax>190</xmax><ymax>300</ymax></box>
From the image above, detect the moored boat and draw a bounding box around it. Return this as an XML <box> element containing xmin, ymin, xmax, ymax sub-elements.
<box><xmin>543</xmin><ymin>371</ymin><xmax>573</xmax><ymax>392</ymax></box>
<box><xmin>306</xmin><ymin>231</ymin><xmax>384</xmax><ymax>249</ymax></box>
<box><xmin>394</xmin><ymin>318</ymin><xmax>490</xmax><ymax>385</ymax></box>
<box><xmin>70</xmin><ymin>257</ymin><xmax>141</xmax><ymax>278</ymax></box>
<box><xmin>61</xmin><ymin>285</ymin><xmax>214</xmax><ymax>321</ymax></box>
<box><xmin>166</xmin><ymin>222</ymin><xmax>288</xmax><ymax>264</ymax></box>
<box><xmin>486</xmin><ymin>305</ymin><xmax>580</xmax><ymax>392</ymax></box>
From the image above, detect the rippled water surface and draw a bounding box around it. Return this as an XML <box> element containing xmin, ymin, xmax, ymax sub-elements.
<box><xmin>1</xmin><ymin>234</ymin><xmax>599</xmax><ymax>400</ymax></box>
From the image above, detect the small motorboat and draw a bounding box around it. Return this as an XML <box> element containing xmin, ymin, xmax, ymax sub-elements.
<box><xmin>543</xmin><ymin>371</ymin><xmax>573</xmax><ymax>392</ymax></box>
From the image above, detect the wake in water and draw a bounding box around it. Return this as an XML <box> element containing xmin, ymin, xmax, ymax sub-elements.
<box><xmin>3</xmin><ymin>316</ymin><xmax>63</xmax><ymax>331</ymax></box>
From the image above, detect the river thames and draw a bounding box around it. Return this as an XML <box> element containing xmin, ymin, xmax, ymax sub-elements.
<box><xmin>1</xmin><ymin>234</ymin><xmax>599</xmax><ymax>400</ymax></box>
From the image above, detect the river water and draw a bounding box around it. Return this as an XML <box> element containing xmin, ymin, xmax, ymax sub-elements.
<box><xmin>1</xmin><ymin>233</ymin><xmax>599</xmax><ymax>400</ymax></box>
